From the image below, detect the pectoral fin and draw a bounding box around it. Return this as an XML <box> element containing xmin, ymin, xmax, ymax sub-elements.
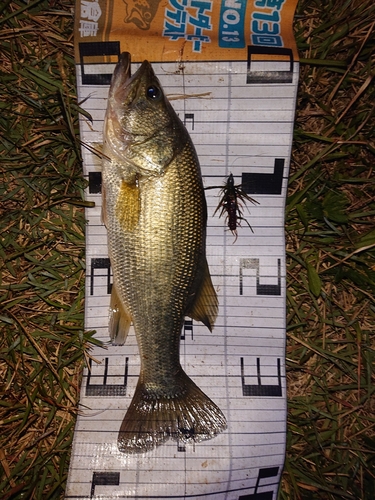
<box><xmin>187</xmin><ymin>258</ymin><xmax>218</xmax><ymax>332</ymax></box>
<box><xmin>115</xmin><ymin>179</ymin><xmax>140</xmax><ymax>232</ymax></box>
<box><xmin>109</xmin><ymin>284</ymin><xmax>132</xmax><ymax>345</ymax></box>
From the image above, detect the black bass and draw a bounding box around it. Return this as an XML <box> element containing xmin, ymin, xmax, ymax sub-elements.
<box><xmin>102</xmin><ymin>52</ymin><xmax>226</xmax><ymax>454</ymax></box>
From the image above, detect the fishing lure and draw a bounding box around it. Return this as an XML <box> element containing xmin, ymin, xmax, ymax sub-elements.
<box><xmin>211</xmin><ymin>173</ymin><xmax>259</xmax><ymax>242</ymax></box>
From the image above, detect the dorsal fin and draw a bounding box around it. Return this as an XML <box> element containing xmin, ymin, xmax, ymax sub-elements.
<box><xmin>186</xmin><ymin>258</ymin><xmax>218</xmax><ymax>332</ymax></box>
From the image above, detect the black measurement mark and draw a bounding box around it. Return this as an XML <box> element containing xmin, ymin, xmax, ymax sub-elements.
<box><xmin>177</xmin><ymin>442</ymin><xmax>186</xmax><ymax>452</ymax></box>
<box><xmin>239</xmin><ymin>466</ymin><xmax>279</xmax><ymax>499</ymax></box>
<box><xmin>181</xmin><ymin>319</ymin><xmax>193</xmax><ymax>340</ymax></box>
<box><xmin>90</xmin><ymin>258</ymin><xmax>112</xmax><ymax>295</ymax></box>
<box><xmin>247</xmin><ymin>46</ymin><xmax>294</xmax><ymax>84</ymax></box>
<box><xmin>241</xmin><ymin>358</ymin><xmax>282</xmax><ymax>397</ymax></box>
<box><xmin>86</xmin><ymin>357</ymin><xmax>128</xmax><ymax>397</ymax></box>
<box><xmin>79</xmin><ymin>41</ymin><xmax>120</xmax><ymax>85</ymax></box>
<box><xmin>239</xmin><ymin>258</ymin><xmax>281</xmax><ymax>296</ymax></box>
<box><xmin>184</xmin><ymin>113</ymin><xmax>195</xmax><ymax>130</ymax></box>
<box><xmin>89</xmin><ymin>172</ymin><xmax>102</xmax><ymax>194</ymax></box>
<box><xmin>242</xmin><ymin>159</ymin><xmax>285</xmax><ymax>196</ymax></box>
<box><xmin>90</xmin><ymin>471</ymin><xmax>120</xmax><ymax>498</ymax></box>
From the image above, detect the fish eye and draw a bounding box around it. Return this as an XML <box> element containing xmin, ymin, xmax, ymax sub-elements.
<box><xmin>146</xmin><ymin>85</ymin><xmax>162</xmax><ymax>100</ymax></box>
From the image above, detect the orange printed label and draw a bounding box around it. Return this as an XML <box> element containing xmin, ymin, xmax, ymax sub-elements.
<box><xmin>74</xmin><ymin>0</ymin><xmax>298</xmax><ymax>63</ymax></box>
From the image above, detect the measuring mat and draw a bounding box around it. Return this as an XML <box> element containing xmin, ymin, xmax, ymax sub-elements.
<box><xmin>66</xmin><ymin>1</ymin><xmax>299</xmax><ymax>498</ymax></box>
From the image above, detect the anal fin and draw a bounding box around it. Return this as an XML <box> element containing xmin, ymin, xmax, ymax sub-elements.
<box><xmin>109</xmin><ymin>284</ymin><xmax>132</xmax><ymax>345</ymax></box>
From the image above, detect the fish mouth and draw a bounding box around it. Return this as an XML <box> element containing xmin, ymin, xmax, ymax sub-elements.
<box><xmin>110</xmin><ymin>52</ymin><xmax>154</xmax><ymax>105</ymax></box>
<box><xmin>104</xmin><ymin>52</ymin><xmax>158</xmax><ymax>156</ymax></box>
<box><xmin>112</xmin><ymin>52</ymin><xmax>132</xmax><ymax>86</ymax></box>
<box><xmin>109</xmin><ymin>52</ymin><xmax>132</xmax><ymax>100</ymax></box>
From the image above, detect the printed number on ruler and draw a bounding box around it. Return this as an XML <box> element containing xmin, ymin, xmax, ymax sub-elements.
<box><xmin>79</xmin><ymin>41</ymin><xmax>121</xmax><ymax>85</ymax></box>
<box><xmin>247</xmin><ymin>46</ymin><xmax>294</xmax><ymax>84</ymax></box>
<box><xmin>240</xmin><ymin>258</ymin><xmax>281</xmax><ymax>296</ymax></box>
<box><xmin>88</xmin><ymin>466</ymin><xmax>280</xmax><ymax>500</ymax></box>
<box><xmin>241</xmin><ymin>357</ymin><xmax>282</xmax><ymax>397</ymax></box>
<box><xmin>238</xmin><ymin>466</ymin><xmax>280</xmax><ymax>499</ymax></box>
<box><xmin>85</xmin><ymin>357</ymin><xmax>128</xmax><ymax>397</ymax></box>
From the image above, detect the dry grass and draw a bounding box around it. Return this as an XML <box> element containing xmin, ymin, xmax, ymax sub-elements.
<box><xmin>0</xmin><ymin>0</ymin><xmax>374</xmax><ymax>498</ymax></box>
<box><xmin>0</xmin><ymin>1</ymin><xmax>98</xmax><ymax>498</ymax></box>
<box><xmin>283</xmin><ymin>1</ymin><xmax>375</xmax><ymax>498</ymax></box>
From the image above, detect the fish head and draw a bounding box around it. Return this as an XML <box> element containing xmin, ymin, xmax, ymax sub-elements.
<box><xmin>104</xmin><ymin>52</ymin><xmax>185</xmax><ymax>176</ymax></box>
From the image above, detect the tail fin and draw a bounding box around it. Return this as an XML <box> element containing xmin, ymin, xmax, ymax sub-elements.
<box><xmin>118</xmin><ymin>370</ymin><xmax>226</xmax><ymax>454</ymax></box>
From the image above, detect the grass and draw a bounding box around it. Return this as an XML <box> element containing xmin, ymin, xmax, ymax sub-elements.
<box><xmin>0</xmin><ymin>1</ymin><xmax>98</xmax><ymax>498</ymax></box>
<box><xmin>0</xmin><ymin>0</ymin><xmax>374</xmax><ymax>498</ymax></box>
<box><xmin>283</xmin><ymin>1</ymin><xmax>375</xmax><ymax>498</ymax></box>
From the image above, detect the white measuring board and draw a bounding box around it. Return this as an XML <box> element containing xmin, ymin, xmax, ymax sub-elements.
<box><xmin>66</xmin><ymin>1</ymin><xmax>299</xmax><ymax>499</ymax></box>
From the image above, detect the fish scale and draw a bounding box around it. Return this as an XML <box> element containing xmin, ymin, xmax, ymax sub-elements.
<box><xmin>102</xmin><ymin>52</ymin><xmax>226</xmax><ymax>454</ymax></box>
<box><xmin>113</xmin><ymin>145</ymin><xmax>204</xmax><ymax>387</ymax></box>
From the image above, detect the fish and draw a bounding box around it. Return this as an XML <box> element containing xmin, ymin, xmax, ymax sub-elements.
<box><xmin>122</xmin><ymin>0</ymin><xmax>162</xmax><ymax>30</ymax></box>
<box><xmin>102</xmin><ymin>52</ymin><xmax>227</xmax><ymax>454</ymax></box>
